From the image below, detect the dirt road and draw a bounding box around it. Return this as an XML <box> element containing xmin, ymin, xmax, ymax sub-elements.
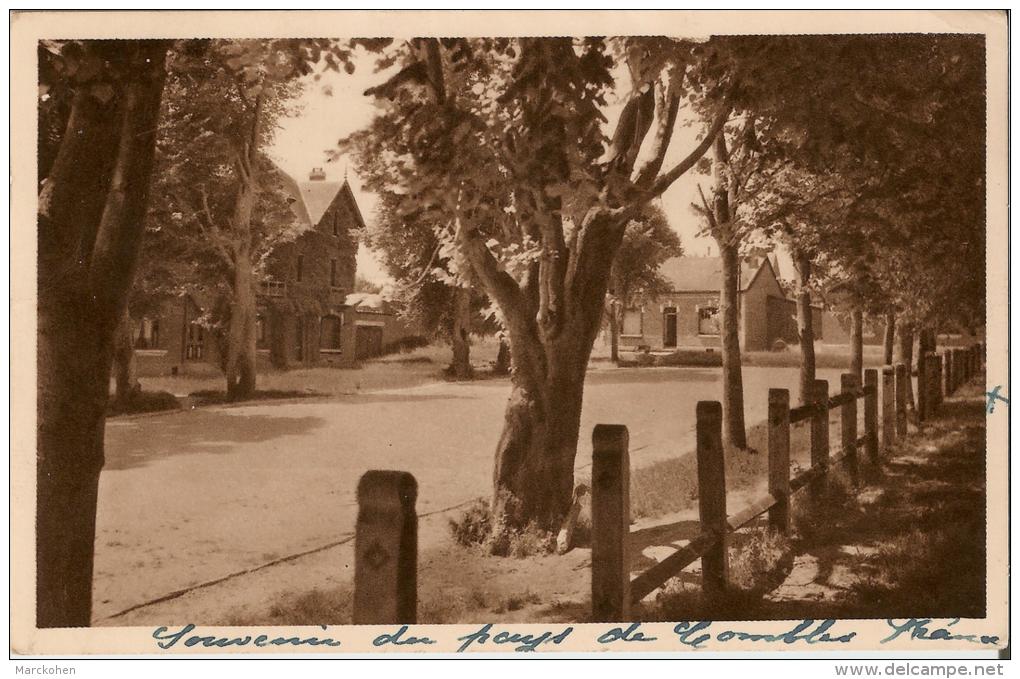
<box><xmin>95</xmin><ymin>364</ymin><xmax>847</xmax><ymax>621</ymax></box>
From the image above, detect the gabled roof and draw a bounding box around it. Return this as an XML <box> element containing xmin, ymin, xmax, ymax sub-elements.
<box><xmin>658</xmin><ymin>256</ymin><xmax>761</xmax><ymax>293</ymax></box>
<box><xmin>299</xmin><ymin>180</ymin><xmax>344</xmax><ymax>225</ymax></box>
<box><xmin>272</xmin><ymin>162</ymin><xmax>367</xmax><ymax>231</ymax></box>
<box><xmin>297</xmin><ymin>179</ymin><xmax>367</xmax><ymax>230</ymax></box>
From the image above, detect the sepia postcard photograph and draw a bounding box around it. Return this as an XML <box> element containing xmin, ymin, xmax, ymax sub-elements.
<box><xmin>8</xmin><ymin>8</ymin><xmax>1010</xmax><ymax>668</ymax></box>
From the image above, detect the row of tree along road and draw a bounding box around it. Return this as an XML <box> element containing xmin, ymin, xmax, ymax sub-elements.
<box><xmin>37</xmin><ymin>35</ymin><xmax>984</xmax><ymax>626</ymax></box>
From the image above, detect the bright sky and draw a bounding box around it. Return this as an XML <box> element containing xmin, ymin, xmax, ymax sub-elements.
<box><xmin>268</xmin><ymin>51</ymin><xmax>723</xmax><ymax>285</ymax></box>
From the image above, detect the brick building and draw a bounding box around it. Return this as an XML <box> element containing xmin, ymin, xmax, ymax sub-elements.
<box><xmin>133</xmin><ymin>167</ymin><xmax>419</xmax><ymax>376</ymax></box>
<box><xmin>616</xmin><ymin>255</ymin><xmax>824</xmax><ymax>353</ymax></box>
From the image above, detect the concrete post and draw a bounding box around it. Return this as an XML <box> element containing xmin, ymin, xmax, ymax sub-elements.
<box><xmin>591</xmin><ymin>424</ymin><xmax>630</xmax><ymax>622</ymax></box>
<box><xmin>354</xmin><ymin>470</ymin><xmax>418</xmax><ymax>624</ymax></box>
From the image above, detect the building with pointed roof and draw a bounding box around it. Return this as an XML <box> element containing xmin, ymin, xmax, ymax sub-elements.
<box><xmin>131</xmin><ymin>167</ymin><xmax>418</xmax><ymax>375</ymax></box>
<box><xmin>616</xmin><ymin>254</ymin><xmax>823</xmax><ymax>353</ymax></box>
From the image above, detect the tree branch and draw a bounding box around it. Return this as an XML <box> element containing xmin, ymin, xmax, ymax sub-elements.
<box><xmin>648</xmin><ymin>104</ymin><xmax>731</xmax><ymax>199</ymax></box>
<box><xmin>633</xmin><ymin>77</ymin><xmax>682</xmax><ymax>188</ymax></box>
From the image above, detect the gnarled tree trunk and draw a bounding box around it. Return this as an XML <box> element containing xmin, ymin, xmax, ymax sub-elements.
<box><xmin>448</xmin><ymin>286</ymin><xmax>473</xmax><ymax>379</ymax></box>
<box><xmin>491</xmin><ymin>337</ymin><xmax>588</xmax><ymax>530</ymax></box>
<box><xmin>460</xmin><ymin>207</ymin><xmax>627</xmax><ymax>534</ymax></box>
<box><xmin>36</xmin><ymin>41</ymin><xmax>168</xmax><ymax>627</ymax></box>
<box><xmin>792</xmin><ymin>251</ymin><xmax>816</xmax><ymax>405</ymax></box>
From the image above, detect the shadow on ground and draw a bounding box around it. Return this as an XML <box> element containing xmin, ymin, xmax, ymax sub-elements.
<box><xmin>212</xmin><ymin>381</ymin><xmax>988</xmax><ymax>626</ymax></box>
<box><xmin>103</xmin><ymin>412</ymin><xmax>328</xmax><ymax>470</ymax></box>
<box><xmin>639</xmin><ymin>391</ymin><xmax>987</xmax><ymax>621</ymax></box>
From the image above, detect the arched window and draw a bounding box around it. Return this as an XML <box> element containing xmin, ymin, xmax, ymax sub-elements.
<box><xmin>320</xmin><ymin>315</ymin><xmax>342</xmax><ymax>352</ymax></box>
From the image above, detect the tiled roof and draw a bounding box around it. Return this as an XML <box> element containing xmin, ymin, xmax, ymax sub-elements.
<box><xmin>658</xmin><ymin>256</ymin><xmax>760</xmax><ymax>292</ymax></box>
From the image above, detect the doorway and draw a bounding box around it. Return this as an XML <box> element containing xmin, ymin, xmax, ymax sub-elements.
<box><xmin>355</xmin><ymin>325</ymin><xmax>384</xmax><ymax>359</ymax></box>
<box><xmin>663</xmin><ymin>307</ymin><xmax>678</xmax><ymax>348</ymax></box>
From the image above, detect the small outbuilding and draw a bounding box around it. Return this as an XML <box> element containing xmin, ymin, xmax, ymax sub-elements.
<box><xmin>616</xmin><ymin>254</ymin><xmax>823</xmax><ymax>353</ymax></box>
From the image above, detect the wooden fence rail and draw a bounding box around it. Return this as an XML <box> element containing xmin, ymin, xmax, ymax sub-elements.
<box><xmin>587</xmin><ymin>354</ymin><xmax>975</xmax><ymax>619</ymax></box>
<box><xmin>590</xmin><ymin>343</ymin><xmax>988</xmax><ymax>619</ymax></box>
<box><xmin>349</xmin><ymin>342</ymin><xmax>984</xmax><ymax>624</ymax></box>
<box><xmin>593</xmin><ymin>368</ymin><xmax>892</xmax><ymax>618</ymax></box>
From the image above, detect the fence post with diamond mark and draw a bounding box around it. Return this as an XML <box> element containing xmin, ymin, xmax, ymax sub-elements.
<box><xmin>354</xmin><ymin>470</ymin><xmax>418</xmax><ymax>624</ymax></box>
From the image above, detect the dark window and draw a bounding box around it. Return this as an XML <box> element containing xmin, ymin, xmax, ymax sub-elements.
<box><xmin>698</xmin><ymin>305</ymin><xmax>721</xmax><ymax>336</ymax></box>
<box><xmin>330</xmin><ymin>259</ymin><xmax>338</xmax><ymax>287</ymax></box>
<box><xmin>296</xmin><ymin>255</ymin><xmax>304</xmax><ymax>282</ymax></box>
<box><xmin>332</xmin><ymin>212</ymin><xmax>339</xmax><ymax>236</ymax></box>
<box><xmin>320</xmin><ymin>315</ymin><xmax>342</xmax><ymax>351</ymax></box>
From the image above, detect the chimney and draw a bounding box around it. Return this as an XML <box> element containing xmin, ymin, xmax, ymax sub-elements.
<box><xmin>309</xmin><ymin>167</ymin><xmax>326</xmax><ymax>181</ymax></box>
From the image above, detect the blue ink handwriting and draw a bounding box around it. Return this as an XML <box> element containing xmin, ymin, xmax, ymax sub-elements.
<box><xmin>672</xmin><ymin>621</ymin><xmax>713</xmax><ymax>648</ymax></box>
<box><xmin>373</xmin><ymin>625</ymin><xmax>436</xmax><ymax>647</ymax></box>
<box><xmin>456</xmin><ymin>623</ymin><xmax>573</xmax><ymax>653</ymax></box>
<box><xmin>714</xmin><ymin>619</ymin><xmax>855</xmax><ymax>645</ymax></box>
<box><xmin>152</xmin><ymin>624</ymin><xmax>342</xmax><ymax>649</ymax></box>
<box><xmin>596</xmin><ymin>623</ymin><xmax>657</xmax><ymax>644</ymax></box>
<box><xmin>882</xmin><ymin>618</ymin><xmax>1000</xmax><ymax>645</ymax></box>
<box><xmin>986</xmin><ymin>386</ymin><xmax>1008</xmax><ymax>413</ymax></box>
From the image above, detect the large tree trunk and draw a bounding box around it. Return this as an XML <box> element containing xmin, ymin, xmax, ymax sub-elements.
<box><xmin>883</xmin><ymin>312</ymin><xmax>896</xmax><ymax>365</ymax></box>
<box><xmin>492</xmin><ymin>330</ymin><xmax>590</xmax><ymax>533</ymax></box>
<box><xmin>448</xmin><ymin>286</ymin><xmax>473</xmax><ymax>379</ymax></box>
<box><xmin>850</xmin><ymin>308</ymin><xmax>864</xmax><ymax>383</ymax></box>
<box><xmin>112</xmin><ymin>306</ymin><xmax>138</xmax><ymax>404</ymax></box>
<box><xmin>792</xmin><ymin>251</ymin><xmax>816</xmax><ymax>405</ymax></box>
<box><xmin>36</xmin><ymin>41</ymin><xmax>167</xmax><ymax>627</ymax></box>
<box><xmin>895</xmin><ymin>324</ymin><xmax>916</xmax><ymax>412</ymax></box>
<box><xmin>465</xmin><ymin>207</ymin><xmax>626</xmax><ymax>535</ymax></box>
<box><xmin>719</xmin><ymin>242</ymin><xmax>748</xmax><ymax>449</ymax></box>
<box><xmin>225</xmin><ymin>247</ymin><xmax>258</xmax><ymax>400</ymax></box>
